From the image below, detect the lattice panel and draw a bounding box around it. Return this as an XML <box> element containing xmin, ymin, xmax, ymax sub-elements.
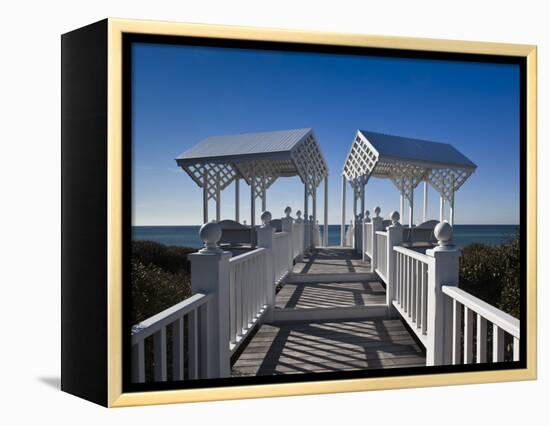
<box><xmin>388</xmin><ymin>162</ymin><xmax>428</xmax><ymax>203</ymax></box>
<box><xmin>181</xmin><ymin>162</ymin><xmax>238</xmax><ymax>201</ymax></box>
<box><xmin>291</xmin><ymin>133</ymin><xmax>328</xmax><ymax>196</ymax></box>
<box><xmin>428</xmin><ymin>168</ymin><xmax>473</xmax><ymax>203</ymax></box>
<box><xmin>343</xmin><ymin>134</ymin><xmax>378</xmax><ymax>183</ymax></box>
<box><xmin>235</xmin><ymin>160</ymin><xmax>280</xmax><ymax>200</ymax></box>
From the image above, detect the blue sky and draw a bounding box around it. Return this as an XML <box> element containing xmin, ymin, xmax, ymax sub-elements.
<box><xmin>132</xmin><ymin>42</ymin><xmax>520</xmax><ymax>226</ymax></box>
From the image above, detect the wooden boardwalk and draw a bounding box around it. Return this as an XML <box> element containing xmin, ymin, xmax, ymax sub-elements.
<box><xmin>232</xmin><ymin>247</ymin><xmax>425</xmax><ymax>377</ymax></box>
<box><xmin>292</xmin><ymin>247</ymin><xmax>372</xmax><ymax>275</ymax></box>
<box><xmin>275</xmin><ymin>281</ymin><xmax>386</xmax><ymax>309</ymax></box>
<box><xmin>232</xmin><ymin>319</ymin><xmax>425</xmax><ymax>376</ymax></box>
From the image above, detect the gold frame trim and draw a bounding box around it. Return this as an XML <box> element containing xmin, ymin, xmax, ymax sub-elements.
<box><xmin>106</xmin><ymin>18</ymin><xmax>537</xmax><ymax>407</ymax></box>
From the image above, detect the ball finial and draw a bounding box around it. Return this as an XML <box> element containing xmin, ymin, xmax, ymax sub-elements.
<box><xmin>198</xmin><ymin>222</ymin><xmax>222</xmax><ymax>253</ymax></box>
<box><xmin>374</xmin><ymin>206</ymin><xmax>381</xmax><ymax>217</ymax></box>
<box><xmin>390</xmin><ymin>210</ymin><xmax>400</xmax><ymax>225</ymax></box>
<box><xmin>296</xmin><ymin>210</ymin><xmax>302</xmax><ymax>218</ymax></box>
<box><xmin>261</xmin><ymin>211</ymin><xmax>272</xmax><ymax>227</ymax></box>
<box><xmin>284</xmin><ymin>206</ymin><xmax>292</xmax><ymax>218</ymax></box>
<box><xmin>309</xmin><ymin>215</ymin><xmax>314</xmax><ymax>221</ymax></box>
<box><xmin>434</xmin><ymin>221</ymin><xmax>453</xmax><ymax>247</ymax></box>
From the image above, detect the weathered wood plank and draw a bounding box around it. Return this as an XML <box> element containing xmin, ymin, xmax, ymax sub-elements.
<box><xmin>232</xmin><ymin>318</ymin><xmax>425</xmax><ymax>376</ymax></box>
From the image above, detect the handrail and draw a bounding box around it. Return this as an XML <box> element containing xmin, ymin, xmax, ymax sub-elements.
<box><xmin>131</xmin><ymin>292</ymin><xmax>212</xmax><ymax>343</ymax></box>
<box><xmin>442</xmin><ymin>285</ymin><xmax>520</xmax><ymax>338</ymax></box>
<box><xmin>273</xmin><ymin>231</ymin><xmax>289</xmax><ymax>239</ymax></box>
<box><xmin>376</xmin><ymin>230</ymin><xmax>388</xmax><ymax>236</ymax></box>
<box><xmin>229</xmin><ymin>247</ymin><xmax>267</xmax><ymax>265</ymax></box>
<box><xmin>394</xmin><ymin>245</ymin><xmax>431</xmax><ymax>263</ymax></box>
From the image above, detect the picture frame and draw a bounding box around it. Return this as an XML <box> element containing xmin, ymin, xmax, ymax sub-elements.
<box><xmin>61</xmin><ymin>18</ymin><xmax>537</xmax><ymax>407</ymax></box>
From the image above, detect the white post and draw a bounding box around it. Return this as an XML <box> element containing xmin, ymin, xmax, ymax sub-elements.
<box><xmin>202</xmin><ymin>171</ymin><xmax>209</xmax><ymax>223</ymax></box>
<box><xmin>257</xmin><ymin>211</ymin><xmax>275</xmax><ymax>322</ymax></box>
<box><xmin>425</xmin><ymin>222</ymin><xmax>460</xmax><ymax>366</ymax></box>
<box><xmin>250</xmin><ymin>174</ymin><xmax>255</xmax><ymax>227</ymax></box>
<box><xmin>282</xmin><ymin>206</ymin><xmax>294</xmax><ymax>267</ymax></box>
<box><xmin>450</xmin><ymin>191</ymin><xmax>455</xmax><ymax>226</ymax></box>
<box><xmin>312</xmin><ymin>187</ymin><xmax>317</xmax><ymax>224</ymax></box>
<box><xmin>362</xmin><ymin>210</ymin><xmax>371</xmax><ymax>262</ymax></box>
<box><xmin>340</xmin><ymin>175</ymin><xmax>346</xmax><ymax>246</ymax></box>
<box><xmin>439</xmin><ymin>195</ymin><xmax>445</xmax><ymax>222</ymax></box>
<box><xmin>262</xmin><ymin>180</ymin><xmax>267</xmax><ymax>212</ymax></box>
<box><xmin>399</xmin><ymin>192</ymin><xmax>404</xmax><ymax>221</ymax></box>
<box><xmin>353</xmin><ymin>187</ymin><xmax>358</xmax><ymax>221</ymax></box>
<box><xmin>409</xmin><ymin>188</ymin><xmax>414</xmax><ymax>227</ymax></box>
<box><xmin>188</xmin><ymin>223</ymin><xmax>231</xmax><ymax>378</ymax></box>
<box><xmin>386</xmin><ymin>211</ymin><xmax>403</xmax><ymax>312</ymax></box>
<box><xmin>370</xmin><ymin>207</ymin><xmax>383</xmax><ymax>273</ymax></box>
<box><xmin>423</xmin><ymin>179</ymin><xmax>428</xmax><ymax>223</ymax></box>
<box><xmin>215</xmin><ymin>172</ymin><xmax>221</xmax><ymax>223</ymax></box>
<box><xmin>235</xmin><ymin>177</ymin><xmax>240</xmax><ymax>222</ymax></box>
<box><xmin>304</xmin><ymin>183</ymin><xmax>310</xmax><ymax>251</ymax></box>
<box><xmin>324</xmin><ymin>176</ymin><xmax>329</xmax><ymax>247</ymax></box>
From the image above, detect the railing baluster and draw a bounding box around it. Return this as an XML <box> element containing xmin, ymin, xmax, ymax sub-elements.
<box><xmin>153</xmin><ymin>327</ymin><xmax>167</xmax><ymax>381</ymax></box>
<box><xmin>229</xmin><ymin>266</ymin><xmax>236</xmax><ymax>346</ymax></box>
<box><xmin>421</xmin><ymin>262</ymin><xmax>428</xmax><ymax>334</ymax></box>
<box><xmin>415</xmin><ymin>259</ymin><xmax>422</xmax><ymax>329</ymax></box>
<box><xmin>131</xmin><ymin>340</ymin><xmax>145</xmax><ymax>383</ymax></box>
<box><xmin>188</xmin><ymin>310</ymin><xmax>199</xmax><ymax>379</ymax></box>
<box><xmin>463</xmin><ymin>307</ymin><xmax>474</xmax><ymax>364</ymax></box>
<box><xmin>476</xmin><ymin>314</ymin><xmax>487</xmax><ymax>363</ymax></box>
<box><xmin>493</xmin><ymin>324</ymin><xmax>505</xmax><ymax>362</ymax></box>
<box><xmin>172</xmin><ymin>317</ymin><xmax>185</xmax><ymax>381</ymax></box>
<box><xmin>513</xmin><ymin>337</ymin><xmax>520</xmax><ymax>361</ymax></box>
<box><xmin>411</xmin><ymin>259</ymin><xmax>417</xmax><ymax>323</ymax></box>
<box><xmin>452</xmin><ymin>299</ymin><xmax>462</xmax><ymax>364</ymax></box>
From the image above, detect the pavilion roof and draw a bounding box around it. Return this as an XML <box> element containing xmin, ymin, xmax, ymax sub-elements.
<box><xmin>176</xmin><ymin>128</ymin><xmax>328</xmax><ymax>201</ymax></box>
<box><xmin>343</xmin><ymin>130</ymin><xmax>477</xmax><ymax>203</ymax></box>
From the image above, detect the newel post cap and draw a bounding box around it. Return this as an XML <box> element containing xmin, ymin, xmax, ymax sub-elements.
<box><xmin>198</xmin><ymin>222</ymin><xmax>223</xmax><ymax>254</ymax></box>
<box><xmin>374</xmin><ymin>206</ymin><xmax>381</xmax><ymax>218</ymax></box>
<box><xmin>261</xmin><ymin>210</ymin><xmax>272</xmax><ymax>228</ymax></box>
<box><xmin>284</xmin><ymin>206</ymin><xmax>292</xmax><ymax>218</ymax></box>
<box><xmin>431</xmin><ymin>221</ymin><xmax>457</xmax><ymax>252</ymax></box>
<box><xmin>390</xmin><ymin>210</ymin><xmax>401</xmax><ymax>227</ymax></box>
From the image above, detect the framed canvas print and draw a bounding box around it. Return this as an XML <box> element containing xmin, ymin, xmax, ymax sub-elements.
<box><xmin>61</xmin><ymin>18</ymin><xmax>537</xmax><ymax>407</ymax></box>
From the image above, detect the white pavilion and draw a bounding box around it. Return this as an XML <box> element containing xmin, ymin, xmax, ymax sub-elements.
<box><xmin>341</xmin><ymin>130</ymin><xmax>477</xmax><ymax>246</ymax></box>
<box><xmin>175</xmin><ymin>128</ymin><xmax>329</xmax><ymax>245</ymax></box>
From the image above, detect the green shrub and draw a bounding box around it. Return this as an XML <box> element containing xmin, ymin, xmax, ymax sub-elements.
<box><xmin>130</xmin><ymin>241</ymin><xmax>196</xmax><ymax>324</ymax></box>
<box><xmin>459</xmin><ymin>235</ymin><xmax>520</xmax><ymax>318</ymax></box>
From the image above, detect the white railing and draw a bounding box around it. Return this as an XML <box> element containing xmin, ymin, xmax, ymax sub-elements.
<box><xmin>228</xmin><ymin>248</ymin><xmax>269</xmax><ymax>352</ymax></box>
<box><xmin>364</xmin><ymin>222</ymin><xmax>373</xmax><ymax>258</ymax></box>
<box><xmin>273</xmin><ymin>232</ymin><xmax>293</xmax><ymax>284</ymax></box>
<box><xmin>131</xmin><ymin>292</ymin><xmax>213</xmax><ymax>383</ymax></box>
<box><xmin>292</xmin><ymin>222</ymin><xmax>304</xmax><ymax>259</ymax></box>
<box><xmin>375</xmin><ymin>231</ymin><xmax>388</xmax><ymax>282</ymax></box>
<box><xmin>130</xmin><ymin>208</ymin><xmax>309</xmax><ymax>380</ymax></box>
<box><xmin>393</xmin><ymin>246</ymin><xmax>430</xmax><ymax>345</ymax></box>
<box><xmin>442</xmin><ymin>285</ymin><xmax>520</xmax><ymax>364</ymax></box>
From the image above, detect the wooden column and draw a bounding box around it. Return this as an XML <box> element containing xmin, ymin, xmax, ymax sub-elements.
<box><xmin>250</xmin><ymin>174</ymin><xmax>255</xmax><ymax>227</ymax></box>
<box><xmin>215</xmin><ymin>171</ymin><xmax>221</xmax><ymax>223</ymax></box>
<box><xmin>423</xmin><ymin>179</ymin><xmax>428</xmax><ymax>223</ymax></box>
<box><xmin>439</xmin><ymin>195</ymin><xmax>445</xmax><ymax>222</ymax></box>
<box><xmin>324</xmin><ymin>175</ymin><xmax>329</xmax><ymax>246</ymax></box>
<box><xmin>262</xmin><ymin>176</ymin><xmax>267</xmax><ymax>213</ymax></box>
<box><xmin>399</xmin><ymin>192</ymin><xmax>404</xmax><ymax>221</ymax></box>
<box><xmin>202</xmin><ymin>171</ymin><xmax>208</xmax><ymax>223</ymax></box>
<box><xmin>340</xmin><ymin>175</ymin><xmax>346</xmax><ymax>246</ymax></box>
<box><xmin>360</xmin><ymin>181</ymin><xmax>366</xmax><ymax>219</ymax></box>
<box><xmin>235</xmin><ymin>177</ymin><xmax>240</xmax><ymax>222</ymax></box>
<box><xmin>450</xmin><ymin>191</ymin><xmax>455</xmax><ymax>226</ymax></box>
<box><xmin>409</xmin><ymin>187</ymin><xmax>414</xmax><ymax>227</ymax></box>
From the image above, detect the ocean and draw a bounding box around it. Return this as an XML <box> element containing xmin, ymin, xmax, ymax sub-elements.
<box><xmin>132</xmin><ymin>224</ymin><xmax>518</xmax><ymax>249</ymax></box>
